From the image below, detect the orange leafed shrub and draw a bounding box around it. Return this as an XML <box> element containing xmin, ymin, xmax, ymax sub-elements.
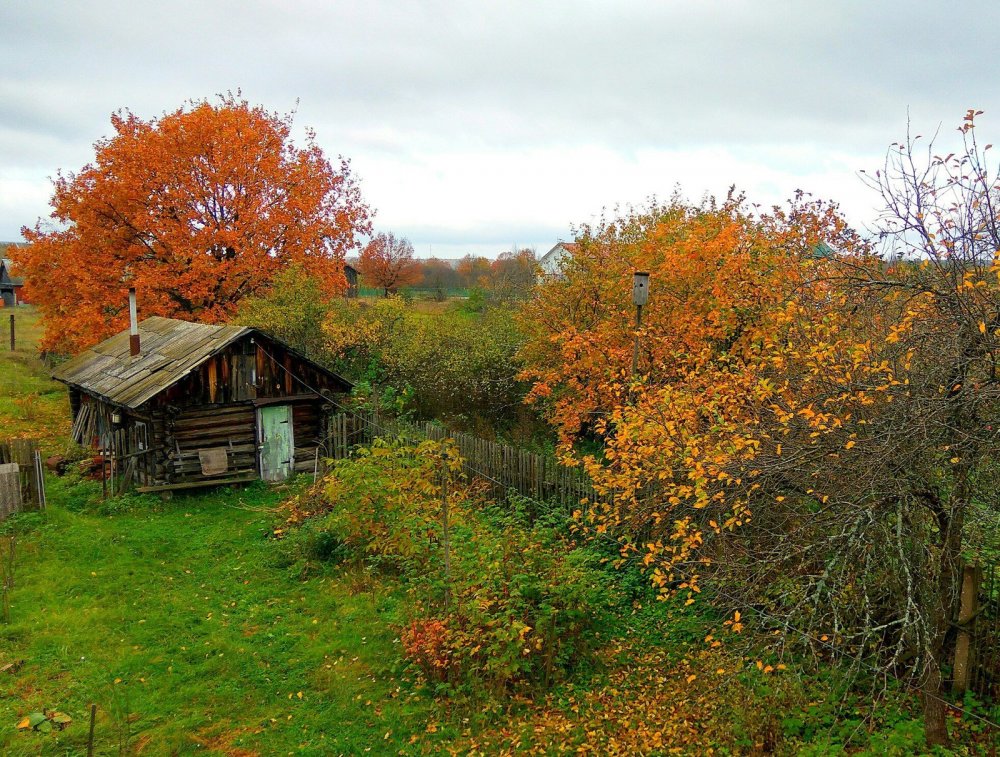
<box><xmin>400</xmin><ymin>618</ymin><xmax>455</xmax><ymax>682</ymax></box>
<box><xmin>518</xmin><ymin>193</ymin><xmax>864</xmax><ymax>595</ymax></box>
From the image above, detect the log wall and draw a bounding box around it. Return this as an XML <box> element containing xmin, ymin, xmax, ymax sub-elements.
<box><xmin>293</xmin><ymin>402</ymin><xmax>323</xmax><ymax>473</ymax></box>
<box><xmin>162</xmin><ymin>405</ymin><xmax>258</xmax><ymax>484</ymax></box>
<box><xmin>155</xmin><ymin>336</ymin><xmax>348</xmax><ymax>411</ymax></box>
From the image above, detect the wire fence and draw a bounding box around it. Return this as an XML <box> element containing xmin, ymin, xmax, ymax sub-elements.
<box><xmin>973</xmin><ymin>565</ymin><xmax>1000</xmax><ymax>700</ymax></box>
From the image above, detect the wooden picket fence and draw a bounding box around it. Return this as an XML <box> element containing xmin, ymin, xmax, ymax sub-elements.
<box><xmin>320</xmin><ymin>411</ymin><xmax>372</xmax><ymax>461</ymax></box>
<box><xmin>321</xmin><ymin>410</ymin><xmax>604</xmax><ymax>510</ymax></box>
<box><xmin>0</xmin><ymin>438</ymin><xmax>46</xmax><ymax>519</ymax></box>
<box><xmin>417</xmin><ymin>422</ymin><xmax>604</xmax><ymax>510</ymax></box>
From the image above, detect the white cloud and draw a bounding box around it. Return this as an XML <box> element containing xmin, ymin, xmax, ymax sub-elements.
<box><xmin>1</xmin><ymin>0</ymin><xmax>998</xmax><ymax>252</ymax></box>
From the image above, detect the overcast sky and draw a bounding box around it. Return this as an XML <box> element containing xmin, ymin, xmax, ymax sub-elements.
<box><xmin>2</xmin><ymin>0</ymin><xmax>998</xmax><ymax>258</ymax></box>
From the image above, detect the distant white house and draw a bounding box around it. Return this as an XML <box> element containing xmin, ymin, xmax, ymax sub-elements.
<box><xmin>537</xmin><ymin>242</ymin><xmax>578</xmax><ymax>281</ymax></box>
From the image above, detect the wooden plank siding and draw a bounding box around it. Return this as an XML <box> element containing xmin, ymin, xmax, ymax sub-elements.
<box><xmin>292</xmin><ymin>402</ymin><xmax>323</xmax><ymax>473</ymax></box>
<box><xmin>164</xmin><ymin>405</ymin><xmax>257</xmax><ymax>483</ymax></box>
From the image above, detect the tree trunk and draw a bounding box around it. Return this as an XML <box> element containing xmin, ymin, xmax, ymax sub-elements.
<box><xmin>952</xmin><ymin>564</ymin><xmax>981</xmax><ymax>696</ymax></box>
<box><xmin>922</xmin><ymin>656</ymin><xmax>949</xmax><ymax>747</ymax></box>
<box><xmin>923</xmin><ymin>482</ymin><xmax>967</xmax><ymax>748</ymax></box>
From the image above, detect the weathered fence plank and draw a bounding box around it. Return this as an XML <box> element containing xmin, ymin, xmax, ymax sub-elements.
<box><xmin>0</xmin><ymin>439</ymin><xmax>43</xmax><ymax>511</ymax></box>
<box><xmin>953</xmin><ymin>564</ymin><xmax>982</xmax><ymax>695</ymax></box>
<box><xmin>0</xmin><ymin>463</ymin><xmax>22</xmax><ymax>520</ymax></box>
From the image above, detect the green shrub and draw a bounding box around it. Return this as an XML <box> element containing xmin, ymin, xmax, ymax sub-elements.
<box><xmin>461</xmin><ymin>288</ymin><xmax>486</xmax><ymax>314</ymax></box>
<box><xmin>286</xmin><ymin>438</ymin><xmax>612</xmax><ymax>693</ymax></box>
<box><xmin>235</xmin><ymin>264</ymin><xmax>338</xmax><ymax>365</ymax></box>
<box><xmin>322</xmin><ymin>296</ymin><xmax>529</xmax><ymax>430</ymax></box>
<box><xmin>404</xmin><ymin>522</ymin><xmax>611</xmax><ymax>694</ymax></box>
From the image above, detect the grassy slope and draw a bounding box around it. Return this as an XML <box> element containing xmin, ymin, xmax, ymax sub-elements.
<box><xmin>0</xmin><ymin>309</ymin><xmax>438</xmax><ymax>754</ymax></box>
<box><xmin>0</xmin><ymin>307</ymin><xmax>70</xmax><ymax>450</ymax></box>
<box><xmin>0</xmin><ymin>484</ymin><xmax>436</xmax><ymax>755</ymax></box>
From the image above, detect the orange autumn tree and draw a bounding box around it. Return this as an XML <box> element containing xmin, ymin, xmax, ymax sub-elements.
<box><xmin>17</xmin><ymin>94</ymin><xmax>371</xmax><ymax>353</ymax></box>
<box><xmin>487</xmin><ymin>248</ymin><xmax>538</xmax><ymax>302</ymax></box>
<box><xmin>520</xmin><ymin>192</ymin><xmax>857</xmax><ymax>447</ymax></box>
<box><xmin>456</xmin><ymin>254</ymin><xmax>492</xmax><ymax>289</ymax></box>
<box><xmin>521</xmin><ymin>114</ymin><xmax>1000</xmax><ymax>744</ymax></box>
<box><xmin>519</xmin><ymin>193</ymin><xmax>858</xmax><ymax>579</ymax></box>
<box><xmin>357</xmin><ymin>232</ymin><xmax>420</xmax><ymax>297</ymax></box>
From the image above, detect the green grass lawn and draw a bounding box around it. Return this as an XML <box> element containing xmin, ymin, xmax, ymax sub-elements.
<box><xmin>0</xmin><ymin>315</ymin><xmax>441</xmax><ymax>754</ymax></box>
<box><xmin>0</xmin><ymin>304</ymin><xmax>991</xmax><ymax>755</ymax></box>
<box><xmin>0</xmin><ymin>481</ymin><xmax>438</xmax><ymax>755</ymax></box>
<box><xmin>0</xmin><ymin>306</ymin><xmax>70</xmax><ymax>450</ymax></box>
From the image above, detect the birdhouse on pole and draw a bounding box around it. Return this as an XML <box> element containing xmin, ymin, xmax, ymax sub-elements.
<box><xmin>631</xmin><ymin>272</ymin><xmax>650</xmax><ymax>377</ymax></box>
<box><xmin>632</xmin><ymin>272</ymin><xmax>650</xmax><ymax>307</ymax></box>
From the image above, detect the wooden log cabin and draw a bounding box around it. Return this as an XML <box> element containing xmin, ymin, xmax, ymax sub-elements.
<box><xmin>52</xmin><ymin>316</ymin><xmax>352</xmax><ymax>492</ymax></box>
<box><xmin>0</xmin><ymin>257</ymin><xmax>24</xmax><ymax>307</ymax></box>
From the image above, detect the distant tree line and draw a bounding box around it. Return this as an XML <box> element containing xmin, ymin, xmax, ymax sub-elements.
<box><xmin>356</xmin><ymin>235</ymin><xmax>539</xmax><ymax>301</ymax></box>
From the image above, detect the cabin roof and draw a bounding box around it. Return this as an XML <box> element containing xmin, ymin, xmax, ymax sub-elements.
<box><xmin>52</xmin><ymin>316</ymin><xmax>350</xmax><ymax>409</ymax></box>
<box><xmin>0</xmin><ymin>258</ymin><xmax>23</xmax><ymax>286</ymax></box>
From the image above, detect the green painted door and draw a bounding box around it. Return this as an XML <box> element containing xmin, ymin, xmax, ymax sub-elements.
<box><xmin>259</xmin><ymin>405</ymin><xmax>294</xmax><ymax>481</ymax></box>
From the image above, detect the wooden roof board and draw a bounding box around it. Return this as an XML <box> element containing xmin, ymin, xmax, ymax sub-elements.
<box><xmin>53</xmin><ymin>316</ymin><xmax>351</xmax><ymax>409</ymax></box>
<box><xmin>52</xmin><ymin>317</ymin><xmax>252</xmax><ymax>409</ymax></box>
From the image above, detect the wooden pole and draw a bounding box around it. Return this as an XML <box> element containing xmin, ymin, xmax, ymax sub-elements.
<box><xmin>631</xmin><ymin>272</ymin><xmax>649</xmax><ymax>378</ymax></box>
<box><xmin>33</xmin><ymin>450</ymin><xmax>46</xmax><ymax>510</ymax></box>
<box><xmin>631</xmin><ymin>304</ymin><xmax>642</xmax><ymax>377</ymax></box>
<box><xmin>953</xmin><ymin>563</ymin><xmax>982</xmax><ymax>695</ymax></box>
<box><xmin>441</xmin><ymin>462</ymin><xmax>451</xmax><ymax>612</ymax></box>
<box><xmin>86</xmin><ymin>703</ymin><xmax>97</xmax><ymax>756</ymax></box>
<box><xmin>101</xmin><ymin>443</ymin><xmax>107</xmax><ymax>501</ymax></box>
<box><xmin>8</xmin><ymin>314</ymin><xmax>13</xmax><ymax>352</ymax></box>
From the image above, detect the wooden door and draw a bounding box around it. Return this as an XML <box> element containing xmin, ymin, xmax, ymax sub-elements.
<box><xmin>258</xmin><ymin>405</ymin><xmax>294</xmax><ymax>481</ymax></box>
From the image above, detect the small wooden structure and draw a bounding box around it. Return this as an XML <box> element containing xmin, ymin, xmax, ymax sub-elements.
<box><xmin>0</xmin><ymin>259</ymin><xmax>23</xmax><ymax>308</ymax></box>
<box><xmin>52</xmin><ymin>317</ymin><xmax>352</xmax><ymax>493</ymax></box>
<box><xmin>344</xmin><ymin>263</ymin><xmax>359</xmax><ymax>298</ymax></box>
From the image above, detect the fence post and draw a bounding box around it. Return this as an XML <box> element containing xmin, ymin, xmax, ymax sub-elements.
<box><xmin>0</xmin><ymin>464</ymin><xmax>21</xmax><ymax>520</ymax></box>
<box><xmin>33</xmin><ymin>450</ymin><xmax>46</xmax><ymax>509</ymax></box>
<box><xmin>953</xmin><ymin>563</ymin><xmax>982</xmax><ymax>695</ymax></box>
<box><xmin>10</xmin><ymin>439</ymin><xmax>38</xmax><ymax>509</ymax></box>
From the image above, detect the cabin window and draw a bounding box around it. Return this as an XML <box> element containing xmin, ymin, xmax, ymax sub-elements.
<box><xmin>135</xmin><ymin>421</ymin><xmax>148</xmax><ymax>451</ymax></box>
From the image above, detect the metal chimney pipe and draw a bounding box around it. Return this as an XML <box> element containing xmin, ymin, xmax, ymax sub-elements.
<box><xmin>128</xmin><ymin>287</ymin><xmax>140</xmax><ymax>357</ymax></box>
